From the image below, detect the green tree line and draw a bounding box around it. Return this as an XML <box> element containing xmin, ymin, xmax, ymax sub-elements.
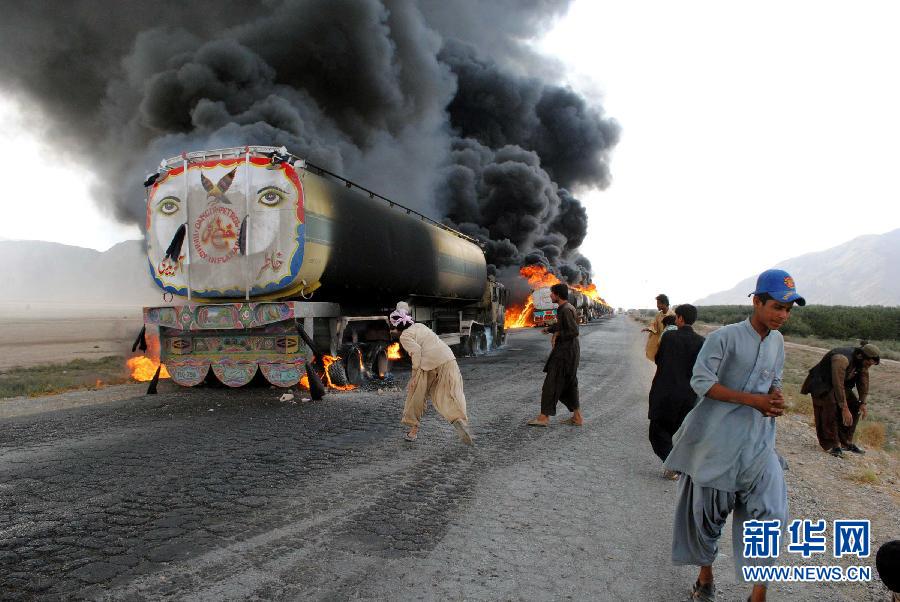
<box><xmin>696</xmin><ymin>305</ymin><xmax>900</xmax><ymax>341</ymax></box>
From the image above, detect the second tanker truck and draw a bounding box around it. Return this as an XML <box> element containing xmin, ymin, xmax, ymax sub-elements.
<box><xmin>139</xmin><ymin>146</ymin><xmax>508</xmax><ymax>388</ymax></box>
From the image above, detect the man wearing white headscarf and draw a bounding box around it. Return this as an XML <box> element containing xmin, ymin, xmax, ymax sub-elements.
<box><xmin>389</xmin><ymin>303</ymin><xmax>473</xmax><ymax>445</ymax></box>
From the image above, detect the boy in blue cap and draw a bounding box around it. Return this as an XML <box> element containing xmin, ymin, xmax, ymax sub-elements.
<box><xmin>664</xmin><ymin>269</ymin><xmax>805</xmax><ymax>602</ymax></box>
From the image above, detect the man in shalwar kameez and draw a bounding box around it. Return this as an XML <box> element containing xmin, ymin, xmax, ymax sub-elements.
<box><xmin>664</xmin><ymin>269</ymin><xmax>805</xmax><ymax>602</ymax></box>
<box><xmin>528</xmin><ymin>283</ymin><xmax>583</xmax><ymax>427</ymax></box>
<box><xmin>643</xmin><ymin>293</ymin><xmax>676</xmax><ymax>361</ymax></box>
<box><xmin>390</xmin><ymin>304</ymin><xmax>473</xmax><ymax>446</ymax></box>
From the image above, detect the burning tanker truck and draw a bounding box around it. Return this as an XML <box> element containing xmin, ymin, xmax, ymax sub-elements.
<box><xmin>136</xmin><ymin>146</ymin><xmax>508</xmax><ymax>389</ymax></box>
<box><xmin>530</xmin><ymin>287</ymin><xmax>602</xmax><ymax>327</ymax></box>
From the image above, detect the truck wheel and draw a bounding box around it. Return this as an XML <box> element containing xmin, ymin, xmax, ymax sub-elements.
<box><xmin>460</xmin><ymin>335</ymin><xmax>473</xmax><ymax>357</ymax></box>
<box><xmin>489</xmin><ymin>325</ymin><xmax>500</xmax><ymax>349</ymax></box>
<box><xmin>340</xmin><ymin>344</ymin><xmax>364</xmax><ymax>386</ymax></box>
<box><xmin>467</xmin><ymin>327</ymin><xmax>486</xmax><ymax>356</ymax></box>
<box><xmin>327</xmin><ymin>359</ymin><xmax>350</xmax><ymax>387</ymax></box>
<box><xmin>372</xmin><ymin>348</ymin><xmax>389</xmax><ymax>379</ymax></box>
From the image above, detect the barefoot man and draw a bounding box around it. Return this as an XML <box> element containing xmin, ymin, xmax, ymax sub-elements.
<box><xmin>664</xmin><ymin>269</ymin><xmax>805</xmax><ymax>602</ymax></box>
<box><xmin>528</xmin><ymin>283</ymin><xmax>584</xmax><ymax>427</ymax></box>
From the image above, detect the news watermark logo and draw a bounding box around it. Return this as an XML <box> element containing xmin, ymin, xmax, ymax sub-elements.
<box><xmin>741</xmin><ymin>519</ymin><xmax>872</xmax><ymax>582</ymax></box>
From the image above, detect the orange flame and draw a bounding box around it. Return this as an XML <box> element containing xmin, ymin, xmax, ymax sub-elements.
<box><xmin>322</xmin><ymin>355</ymin><xmax>357</xmax><ymax>391</ymax></box>
<box><xmin>505</xmin><ymin>298</ymin><xmax>535</xmax><ymax>329</ymax></box>
<box><xmin>387</xmin><ymin>342</ymin><xmax>402</xmax><ymax>360</ymax></box>
<box><xmin>518</xmin><ymin>264</ymin><xmax>611</xmax><ymax>311</ymax></box>
<box><xmin>297</xmin><ymin>356</ymin><xmax>357</xmax><ymax>391</ymax></box>
<box><xmin>520</xmin><ymin>264</ymin><xmax>562</xmax><ymax>288</ymax></box>
<box><xmin>127</xmin><ymin>336</ymin><xmax>170</xmax><ymax>381</ymax></box>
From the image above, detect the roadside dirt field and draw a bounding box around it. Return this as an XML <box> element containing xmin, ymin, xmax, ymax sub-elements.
<box><xmin>0</xmin><ymin>316</ymin><xmax>140</xmax><ymax>370</ymax></box>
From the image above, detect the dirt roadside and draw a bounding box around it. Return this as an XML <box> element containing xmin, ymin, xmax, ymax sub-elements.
<box><xmin>0</xmin><ymin>316</ymin><xmax>140</xmax><ymax>370</ymax></box>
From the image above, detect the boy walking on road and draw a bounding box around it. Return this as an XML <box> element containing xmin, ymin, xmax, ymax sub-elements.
<box><xmin>664</xmin><ymin>269</ymin><xmax>805</xmax><ymax>602</ymax></box>
<box><xmin>647</xmin><ymin>304</ymin><xmax>705</xmax><ymax>476</ymax></box>
<box><xmin>528</xmin><ymin>283</ymin><xmax>583</xmax><ymax>427</ymax></box>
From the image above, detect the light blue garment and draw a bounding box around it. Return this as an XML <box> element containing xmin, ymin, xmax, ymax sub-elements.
<box><xmin>672</xmin><ymin>452</ymin><xmax>788</xmax><ymax>582</ymax></box>
<box><xmin>664</xmin><ymin>319</ymin><xmax>785</xmax><ymax>492</ymax></box>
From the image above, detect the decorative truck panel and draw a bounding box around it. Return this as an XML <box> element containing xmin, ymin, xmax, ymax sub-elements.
<box><xmin>148</xmin><ymin>156</ymin><xmax>305</xmax><ymax>299</ymax></box>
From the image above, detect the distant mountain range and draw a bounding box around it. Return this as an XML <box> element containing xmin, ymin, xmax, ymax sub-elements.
<box><xmin>3</xmin><ymin>229</ymin><xmax>898</xmax><ymax>312</ymax></box>
<box><xmin>0</xmin><ymin>239</ymin><xmax>161</xmax><ymax>307</ymax></box>
<box><xmin>696</xmin><ymin>228</ymin><xmax>900</xmax><ymax>306</ymax></box>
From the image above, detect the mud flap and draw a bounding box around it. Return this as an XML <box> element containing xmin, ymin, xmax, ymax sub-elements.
<box><xmin>306</xmin><ymin>362</ymin><xmax>326</xmax><ymax>400</ymax></box>
<box><xmin>132</xmin><ymin>325</ymin><xmax>147</xmax><ymax>353</ymax></box>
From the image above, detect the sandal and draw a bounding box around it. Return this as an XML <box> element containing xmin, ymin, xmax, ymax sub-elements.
<box><xmin>404</xmin><ymin>431</ymin><xmax>418</xmax><ymax>442</ymax></box>
<box><xmin>452</xmin><ymin>420</ymin><xmax>474</xmax><ymax>446</ymax></box>
<box><xmin>561</xmin><ymin>417</ymin><xmax>583</xmax><ymax>426</ymax></box>
<box><xmin>527</xmin><ymin>419</ymin><xmax>549</xmax><ymax>427</ymax></box>
<box><xmin>690</xmin><ymin>579</ymin><xmax>715</xmax><ymax>601</ymax></box>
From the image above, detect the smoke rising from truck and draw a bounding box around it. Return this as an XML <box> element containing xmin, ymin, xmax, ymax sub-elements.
<box><xmin>0</xmin><ymin>0</ymin><xmax>618</xmax><ymax>290</ymax></box>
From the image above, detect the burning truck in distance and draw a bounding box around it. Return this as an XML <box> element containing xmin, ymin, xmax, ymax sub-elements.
<box><xmin>136</xmin><ymin>146</ymin><xmax>508</xmax><ymax>390</ymax></box>
<box><xmin>503</xmin><ymin>265</ymin><xmax>612</xmax><ymax>330</ymax></box>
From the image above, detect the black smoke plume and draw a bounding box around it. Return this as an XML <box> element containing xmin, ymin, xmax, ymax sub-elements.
<box><xmin>0</xmin><ymin>0</ymin><xmax>618</xmax><ymax>287</ymax></box>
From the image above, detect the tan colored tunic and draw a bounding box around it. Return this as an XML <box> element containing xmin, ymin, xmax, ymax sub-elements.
<box><xmin>399</xmin><ymin>323</ymin><xmax>455</xmax><ymax>371</ymax></box>
<box><xmin>645</xmin><ymin>308</ymin><xmax>676</xmax><ymax>361</ymax></box>
<box><xmin>398</xmin><ymin>323</ymin><xmax>467</xmax><ymax>427</ymax></box>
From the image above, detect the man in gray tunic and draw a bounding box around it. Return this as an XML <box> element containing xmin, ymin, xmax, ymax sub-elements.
<box><xmin>664</xmin><ymin>269</ymin><xmax>805</xmax><ymax>602</ymax></box>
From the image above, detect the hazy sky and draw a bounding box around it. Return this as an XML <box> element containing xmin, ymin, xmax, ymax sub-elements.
<box><xmin>0</xmin><ymin>96</ymin><xmax>141</xmax><ymax>250</ymax></box>
<box><xmin>2</xmin><ymin>0</ymin><xmax>899</xmax><ymax>307</ymax></box>
<box><xmin>541</xmin><ymin>0</ymin><xmax>900</xmax><ymax>307</ymax></box>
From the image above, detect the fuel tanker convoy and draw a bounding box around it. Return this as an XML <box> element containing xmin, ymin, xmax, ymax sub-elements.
<box><xmin>530</xmin><ymin>286</ymin><xmax>605</xmax><ymax>327</ymax></box>
<box><xmin>139</xmin><ymin>146</ymin><xmax>508</xmax><ymax>388</ymax></box>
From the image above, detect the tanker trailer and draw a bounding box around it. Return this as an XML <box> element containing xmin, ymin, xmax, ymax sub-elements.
<box><xmin>582</xmin><ymin>296</ymin><xmax>595</xmax><ymax>322</ymax></box>
<box><xmin>570</xmin><ymin>290</ymin><xmax>588</xmax><ymax>324</ymax></box>
<box><xmin>140</xmin><ymin>146</ymin><xmax>507</xmax><ymax>388</ymax></box>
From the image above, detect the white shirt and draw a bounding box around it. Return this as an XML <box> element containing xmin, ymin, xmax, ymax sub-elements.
<box><xmin>399</xmin><ymin>323</ymin><xmax>456</xmax><ymax>371</ymax></box>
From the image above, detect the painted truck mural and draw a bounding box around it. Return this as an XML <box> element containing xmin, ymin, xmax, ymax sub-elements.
<box><xmin>139</xmin><ymin>146</ymin><xmax>508</xmax><ymax>389</ymax></box>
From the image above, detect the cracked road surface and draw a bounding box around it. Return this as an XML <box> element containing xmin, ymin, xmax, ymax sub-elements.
<box><xmin>0</xmin><ymin>317</ymin><xmax>874</xmax><ymax>600</ymax></box>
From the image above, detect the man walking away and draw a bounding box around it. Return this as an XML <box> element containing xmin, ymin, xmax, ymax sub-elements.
<box><xmin>390</xmin><ymin>305</ymin><xmax>473</xmax><ymax>446</ymax></box>
<box><xmin>648</xmin><ymin>304</ymin><xmax>705</xmax><ymax>478</ymax></box>
<box><xmin>664</xmin><ymin>269</ymin><xmax>805</xmax><ymax>602</ymax></box>
<box><xmin>801</xmin><ymin>341</ymin><xmax>880</xmax><ymax>457</ymax></box>
<box><xmin>643</xmin><ymin>294</ymin><xmax>675</xmax><ymax>361</ymax></box>
<box><xmin>528</xmin><ymin>283</ymin><xmax>583</xmax><ymax>427</ymax></box>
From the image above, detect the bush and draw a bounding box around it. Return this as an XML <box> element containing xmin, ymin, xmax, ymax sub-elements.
<box><xmin>850</xmin><ymin>469</ymin><xmax>879</xmax><ymax>485</ymax></box>
<box><xmin>697</xmin><ymin>305</ymin><xmax>900</xmax><ymax>342</ymax></box>
<box><xmin>857</xmin><ymin>421</ymin><xmax>886</xmax><ymax>450</ymax></box>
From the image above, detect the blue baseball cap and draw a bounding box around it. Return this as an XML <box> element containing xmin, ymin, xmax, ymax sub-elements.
<box><xmin>749</xmin><ymin>269</ymin><xmax>806</xmax><ymax>306</ymax></box>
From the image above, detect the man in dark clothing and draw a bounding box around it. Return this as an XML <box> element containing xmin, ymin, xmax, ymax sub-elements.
<box><xmin>528</xmin><ymin>283</ymin><xmax>582</xmax><ymax>427</ymax></box>
<box><xmin>648</xmin><ymin>304</ymin><xmax>705</xmax><ymax>475</ymax></box>
<box><xmin>801</xmin><ymin>342</ymin><xmax>880</xmax><ymax>457</ymax></box>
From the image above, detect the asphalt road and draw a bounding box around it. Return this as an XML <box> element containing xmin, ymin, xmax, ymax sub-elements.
<box><xmin>0</xmin><ymin>316</ymin><xmax>873</xmax><ymax>600</ymax></box>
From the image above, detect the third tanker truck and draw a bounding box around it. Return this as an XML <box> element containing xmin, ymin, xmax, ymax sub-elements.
<box><xmin>138</xmin><ymin>146</ymin><xmax>508</xmax><ymax>389</ymax></box>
